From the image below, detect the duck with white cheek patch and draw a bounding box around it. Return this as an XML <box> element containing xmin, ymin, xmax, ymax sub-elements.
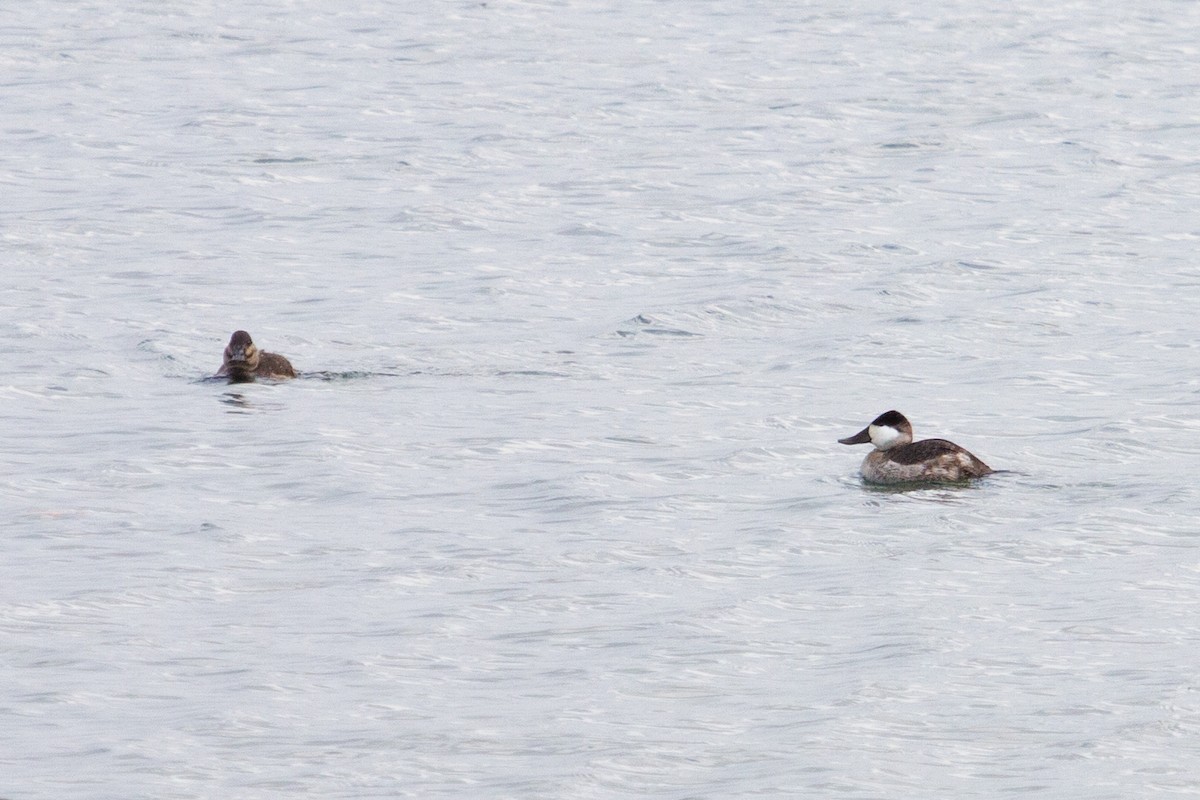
<box><xmin>216</xmin><ymin>330</ymin><xmax>297</xmax><ymax>384</ymax></box>
<box><xmin>839</xmin><ymin>410</ymin><xmax>992</xmax><ymax>485</ymax></box>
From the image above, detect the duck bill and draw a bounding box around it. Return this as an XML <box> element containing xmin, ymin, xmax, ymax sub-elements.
<box><xmin>838</xmin><ymin>426</ymin><xmax>872</xmax><ymax>445</ymax></box>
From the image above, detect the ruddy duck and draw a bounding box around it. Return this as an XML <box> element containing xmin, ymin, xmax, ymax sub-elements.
<box><xmin>839</xmin><ymin>410</ymin><xmax>992</xmax><ymax>484</ymax></box>
<box><xmin>217</xmin><ymin>330</ymin><xmax>296</xmax><ymax>383</ymax></box>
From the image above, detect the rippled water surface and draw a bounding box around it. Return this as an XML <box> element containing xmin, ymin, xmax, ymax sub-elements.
<box><xmin>5</xmin><ymin>1</ymin><xmax>1200</xmax><ymax>798</ymax></box>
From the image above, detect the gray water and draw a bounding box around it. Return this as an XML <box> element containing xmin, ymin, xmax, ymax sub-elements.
<box><xmin>4</xmin><ymin>1</ymin><xmax>1200</xmax><ymax>797</ymax></box>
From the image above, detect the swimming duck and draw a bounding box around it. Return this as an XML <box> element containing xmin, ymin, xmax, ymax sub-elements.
<box><xmin>838</xmin><ymin>410</ymin><xmax>992</xmax><ymax>484</ymax></box>
<box><xmin>217</xmin><ymin>330</ymin><xmax>296</xmax><ymax>383</ymax></box>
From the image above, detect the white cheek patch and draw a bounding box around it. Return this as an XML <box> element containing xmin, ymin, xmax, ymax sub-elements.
<box><xmin>869</xmin><ymin>424</ymin><xmax>904</xmax><ymax>450</ymax></box>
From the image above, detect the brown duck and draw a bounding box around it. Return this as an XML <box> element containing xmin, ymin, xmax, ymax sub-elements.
<box><xmin>217</xmin><ymin>330</ymin><xmax>296</xmax><ymax>383</ymax></box>
<box><xmin>838</xmin><ymin>410</ymin><xmax>992</xmax><ymax>484</ymax></box>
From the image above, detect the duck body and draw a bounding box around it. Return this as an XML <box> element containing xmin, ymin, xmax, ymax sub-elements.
<box><xmin>217</xmin><ymin>330</ymin><xmax>296</xmax><ymax>383</ymax></box>
<box><xmin>839</xmin><ymin>410</ymin><xmax>992</xmax><ymax>485</ymax></box>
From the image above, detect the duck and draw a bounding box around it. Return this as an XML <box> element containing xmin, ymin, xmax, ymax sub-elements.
<box><xmin>838</xmin><ymin>410</ymin><xmax>992</xmax><ymax>484</ymax></box>
<box><xmin>217</xmin><ymin>330</ymin><xmax>296</xmax><ymax>383</ymax></box>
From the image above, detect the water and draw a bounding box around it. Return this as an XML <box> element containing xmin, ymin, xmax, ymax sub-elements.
<box><xmin>4</xmin><ymin>1</ymin><xmax>1200</xmax><ymax>797</ymax></box>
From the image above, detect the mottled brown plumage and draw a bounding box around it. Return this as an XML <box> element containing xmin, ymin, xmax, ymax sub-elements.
<box><xmin>839</xmin><ymin>410</ymin><xmax>992</xmax><ymax>484</ymax></box>
<box><xmin>217</xmin><ymin>330</ymin><xmax>296</xmax><ymax>383</ymax></box>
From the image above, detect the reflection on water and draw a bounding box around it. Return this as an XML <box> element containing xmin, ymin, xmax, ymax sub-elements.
<box><xmin>219</xmin><ymin>391</ymin><xmax>251</xmax><ymax>411</ymax></box>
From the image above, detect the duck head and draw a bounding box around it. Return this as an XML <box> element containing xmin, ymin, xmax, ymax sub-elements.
<box><xmin>223</xmin><ymin>330</ymin><xmax>261</xmax><ymax>383</ymax></box>
<box><xmin>838</xmin><ymin>410</ymin><xmax>913</xmax><ymax>451</ymax></box>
